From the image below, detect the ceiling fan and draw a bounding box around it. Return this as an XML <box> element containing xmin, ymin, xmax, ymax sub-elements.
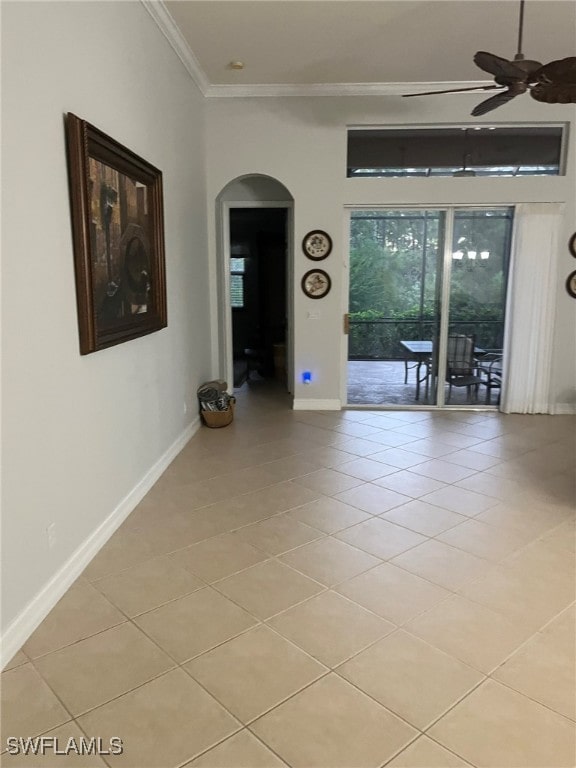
<box><xmin>403</xmin><ymin>0</ymin><xmax>576</xmax><ymax>116</ymax></box>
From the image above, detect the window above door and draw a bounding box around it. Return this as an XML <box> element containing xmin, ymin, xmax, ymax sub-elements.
<box><xmin>347</xmin><ymin>125</ymin><xmax>564</xmax><ymax>178</ymax></box>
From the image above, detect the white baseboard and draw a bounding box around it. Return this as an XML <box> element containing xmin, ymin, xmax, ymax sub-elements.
<box><xmin>552</xmin><ymin>403</ymin><xmax>576</xmax><ymax>415</ymax></box>
<box><xmin>292</xmin><ymin>398</ymin><xmax>342</xmax><ymax>411</ymax></box>
<box><xmin>0</xmin><ymin>417</ymin><xmax>200</xmax><ymax>669</ymax></box>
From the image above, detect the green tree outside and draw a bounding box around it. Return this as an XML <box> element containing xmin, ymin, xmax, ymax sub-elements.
<box><xmin>349</xmin><ymin>208</ymin><xmax>512</xmax><ymax>359</ymax></box>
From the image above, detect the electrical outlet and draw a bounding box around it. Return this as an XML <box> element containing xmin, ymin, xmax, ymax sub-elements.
<box><xmin>47</xmin><ymin>523</ymin><xmax>56</xmax><ymax>549</ymax></box>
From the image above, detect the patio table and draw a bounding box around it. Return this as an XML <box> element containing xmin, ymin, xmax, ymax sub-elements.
<box><xmin>400</xmin><ymin>340</ymin><xmax>485</xmax><ymax>401</ymax></box>
<box><xmin>400</xmin><ymin>341</ymin><xmax>433</xmax><ymax>400</ymax></box>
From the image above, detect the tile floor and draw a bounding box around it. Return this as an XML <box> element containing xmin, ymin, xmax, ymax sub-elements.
<box><xmin>2</xmin><ymin>383</ymin><xmax>575</xmax><ymax>767</ymax></box>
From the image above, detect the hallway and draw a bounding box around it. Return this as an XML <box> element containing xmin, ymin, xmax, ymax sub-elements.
<box><xmin>2</xmin><ymin>384</ymin><xmax>575</xmax><ymax>767</ymax></box>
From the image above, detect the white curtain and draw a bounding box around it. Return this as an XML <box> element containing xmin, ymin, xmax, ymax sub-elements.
<box><xmin>501</xmin><ymin>203</ymin><xmax>564</xmax><ymax>413</ymax></box>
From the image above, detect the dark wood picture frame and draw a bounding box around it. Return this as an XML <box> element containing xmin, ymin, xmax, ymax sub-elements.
<box><xmin>65</xmin><ymin>113</ymin><xmax>167</xmax><ymax>354</ymax></box>
<box><xmin>301</xmin><ymin>269</ymin><xmax>332</xmax><ymax>299</ymax></box>
<box><xmin>302</xmin><ymin>229</ymin><xmax>332</xmax><ymax>261</ymax></box>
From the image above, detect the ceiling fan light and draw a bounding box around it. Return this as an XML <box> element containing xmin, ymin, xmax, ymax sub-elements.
<box><xmin>480</xmin><ymin>250</ymin><xmax>490</xmax><ymax>259</ymax></box>
<box><xmin>467</xmin><ymin>250</ymin><xmax>477</xmax><ymax>259</ymax></box>
<box><xmin>452</xmin><ymin>250</ymin><xmax>464</xmax><ymax>260</ymax></box>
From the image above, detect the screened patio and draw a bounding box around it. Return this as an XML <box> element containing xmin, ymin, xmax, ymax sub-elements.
<box><xmin>347</xmin><ymin>360</ymin><xmax>500</xmax><ymax>407</ymax></box>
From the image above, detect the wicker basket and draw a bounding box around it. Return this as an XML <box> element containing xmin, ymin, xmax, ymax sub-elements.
<box><xmin>201</xmin><ymin>398</ymin><xmax>235</xmax><ymax>429</ymax></box>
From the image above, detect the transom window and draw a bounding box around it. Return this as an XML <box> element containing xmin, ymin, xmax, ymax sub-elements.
<box><xmin>347</xmin><ymin>126</ymin><xmax>563</xmax><ymax>178</ymax></box>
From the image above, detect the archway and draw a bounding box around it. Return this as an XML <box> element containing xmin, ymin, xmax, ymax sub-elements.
<box><xmin>216</xmin><ymin>175</ymin><xmax>294</xmax><ymax>395</ymax></box>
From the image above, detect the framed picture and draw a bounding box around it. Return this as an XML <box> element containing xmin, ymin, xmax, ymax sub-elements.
<box><xmin>301</xmin><ymin>269</ymin><xmax>331</xmax><ymax>299</ymax></box>
<box><xmin>302</xmin><ymin>230</ymin><xmax>332</xmax><ymax>260</ymax></box>
<box><xmin>566</xmin><ymin>270</ymin><xmax>576</xmax><ymax>299</ymax></box>
<box><xmin>65</xmin><ymin>113</ymin><xmax>167</xmax><ymax>354</ymax></box>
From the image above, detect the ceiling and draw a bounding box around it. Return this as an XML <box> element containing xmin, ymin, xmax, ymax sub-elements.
<box><xmin>158</xmin><ymin>0</ymin><xmax>576</xmax><ymax>95</ymax></box>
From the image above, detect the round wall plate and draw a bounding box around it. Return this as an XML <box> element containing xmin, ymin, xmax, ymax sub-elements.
<box><xmin>301</xmin><ymin>269</ymin><xmax>331</xmax><ymax>299</ymax></box>
<box><xmin>302</xmin><ymin>230</ymin><xmax>332</xmax><ymax>260</ymax></box>
<box><xmin>566</xmin><ymin>270</ymin><xmax>576</xmax><ymax>299</ymax></box>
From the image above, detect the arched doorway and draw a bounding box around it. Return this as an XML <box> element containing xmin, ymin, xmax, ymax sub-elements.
<box><xmin>216</xmin><ymin>175</ymin><xmax>294</xmax><ymax>395</ymax></box>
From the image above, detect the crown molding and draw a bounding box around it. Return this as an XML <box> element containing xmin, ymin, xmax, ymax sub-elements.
<box><xmin>141</xmin><ymin>0</ymin><xmax>209</xmax><ymax>95</ymax></box>
<box><xmin>204</xmin><ymin>81</ymin><xmax>493</xmax><ymax>98</ymax></box>
<box><xmin>140</xmin><ymin>3</ymin><xmax>491</xmax><ymax>100</ymax></box>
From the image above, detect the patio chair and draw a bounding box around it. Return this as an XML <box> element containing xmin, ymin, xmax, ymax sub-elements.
<box><xmin>403</xmin><ymin>357</ymin><xmax>419</xmax><ymax>384</ymax></box>
<box><xmin>476</xmin><ymin>352</ymin><xmax>503</xmax><ymax>405</ymax></box>
<box><xmin>445</xmin><ymin>334</ymin><xmax>483</xmax><ymax>403</ymax></box>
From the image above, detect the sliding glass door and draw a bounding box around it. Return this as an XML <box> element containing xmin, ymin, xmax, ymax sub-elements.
<box><xmin>346</xmin><ymin>207</ymin><xmax>513</xmax><ymax>408</ymax></box>
<box><xmin>444</xmin><ymin>209</ymin><xmax>513</xmax><ymax>407</ymax></box>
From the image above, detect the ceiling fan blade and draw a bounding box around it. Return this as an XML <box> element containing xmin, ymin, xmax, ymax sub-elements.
<box><xmin>535</xmin><ymin>56</ymin><xmax>576</xmax><ymax>85</ymax></box>
<box><xmin>474</xmin><ymin>51</ymin><xmax>527</xmax><ymax>80</ymax></box>
<box><xmin>531</xmin><ymin>83</ymin><xmax>576</xmax><ymax>104</ymax></box>
<box><xmin>471</xmin><ymin>90</ymin><xmax>520</xmax><ymax>116</ymax></box>
<box><xmin>403</xmin><ymin>84</ymin><xmax>501</xmax><ymax>98</ymax></box>
<box><xmin>530</xmin><ymin>57</ymin><xmax>576</xmax><ymax>103</ymax></box>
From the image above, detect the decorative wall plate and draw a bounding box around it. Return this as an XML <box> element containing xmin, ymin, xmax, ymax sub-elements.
<box><xmin>302</xmin><ymin>230</ymin><xmax>332</xmax><ymax>260</ymax></box>
<box><xmin>569</xmin><ymin>232</ymin><xmax>576</xmax><ymax>258</ymax></box>
<box><xmin>566</xmin><ymin>270</ymin><xmax>576</xmax><ymax>298</ymax></box>
<box><xmin>302</xmin><ymin>269</ymin><xmax>331</xmax><ymax>299</ymax></box>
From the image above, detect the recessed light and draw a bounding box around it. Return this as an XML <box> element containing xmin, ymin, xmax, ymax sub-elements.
<box><xmin>229</xmin><ymin>61</ymin><xmax>245</xmax><ymax>70</ymax></box>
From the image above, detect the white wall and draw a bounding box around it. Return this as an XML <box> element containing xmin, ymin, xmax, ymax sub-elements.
<box><xmin>205</xmin><ymin>95</ymin><xmax>576</xmax><ymax>410</ymax></box>
<box><xmin>218</xmin><ymin>176</ymin><xmax>293</xmax><ymax>203</ymax></box>
<box><xmin>1</xmin><ymin>2</ymin><xmax>211</xmax><ymax>648</ymax></box>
